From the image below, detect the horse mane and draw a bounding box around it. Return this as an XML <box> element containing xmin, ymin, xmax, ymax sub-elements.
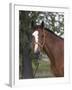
<box><xmin>44</xmin><ymin>28</ymin><xmax>64</xmax><ymax>40</ymax></box>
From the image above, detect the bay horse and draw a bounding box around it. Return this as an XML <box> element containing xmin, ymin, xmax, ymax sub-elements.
<box><xmin>32</xmin><ymin>21</ymin><xmax>64</xmax><ymax>77</ymax></box>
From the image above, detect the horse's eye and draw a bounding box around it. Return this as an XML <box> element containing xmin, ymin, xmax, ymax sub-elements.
<box><xmin>32</xmin><ymin>35</ymin><xmax>34</xmax><ymax>38</ymax></box>
<box><xmin>32</xmin><ymin>36</ymin><xmax>35</xmax><ymax>41</ymax></box>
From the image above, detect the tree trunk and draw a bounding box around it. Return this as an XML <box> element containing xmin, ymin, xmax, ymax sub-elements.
<box><xmin>22</xmin><ymin>47</ymin><xmax>33</xmax><ymax>79</ymax></box>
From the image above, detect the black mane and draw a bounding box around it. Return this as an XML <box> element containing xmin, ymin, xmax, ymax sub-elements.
<box><xmin>44</xmin><ymin>28</ymin><xmax>64</xmax><ymax>40</ymax></box>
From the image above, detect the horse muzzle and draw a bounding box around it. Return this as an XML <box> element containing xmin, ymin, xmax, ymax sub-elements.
<box><xmin>34</xmin><ymin>50</ymin><xmax>40</xmax><ymax>60</ymax></box>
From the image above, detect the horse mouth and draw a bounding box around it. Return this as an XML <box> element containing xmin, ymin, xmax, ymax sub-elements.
<box><xmin>34</xmin><ymin>50</ymin><xmax>40</xmax><ymax>60</ymax></box>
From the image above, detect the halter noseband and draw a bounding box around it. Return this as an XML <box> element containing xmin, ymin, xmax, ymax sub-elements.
<box><xmin>34</xmin><ymin>29</ymin><xmax>45</xmax><ymax>49</ymax></box>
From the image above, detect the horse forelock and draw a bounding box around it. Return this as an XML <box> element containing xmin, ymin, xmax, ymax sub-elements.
<box><xmin>33</xmin><ymin>25</ymin><xmax>43</xmax><ymax>31</ymax></box>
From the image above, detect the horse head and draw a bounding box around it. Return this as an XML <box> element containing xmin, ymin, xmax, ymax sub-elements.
<box><xmin>31</xmin><ymin>21</ymin><xmax>45</xmax><ymax>59</ymax></box>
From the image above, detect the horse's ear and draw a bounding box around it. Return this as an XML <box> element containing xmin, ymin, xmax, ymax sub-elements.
<box><xmin>31</xmin><ymin>20</ymin><xmax>34</xmax><ymax>29</ymax></box>
<box><xmin>41</xmin><ymin>21</ymin><xmax>44</xmax><ymax>28</ymax></box>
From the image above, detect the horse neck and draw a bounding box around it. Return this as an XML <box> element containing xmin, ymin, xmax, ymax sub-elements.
<box><xmin>43</xmin><ymin>30</ymin><xmax>59</xmax><ymax>61</ymax></box>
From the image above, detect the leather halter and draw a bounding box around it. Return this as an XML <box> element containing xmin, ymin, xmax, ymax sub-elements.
<box><xmin>34</xmin><ymin>29</ymin><xmax>45</xmax><ymax>49</ymax></box>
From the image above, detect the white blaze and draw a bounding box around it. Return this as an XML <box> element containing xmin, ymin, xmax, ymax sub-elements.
<box><xmin>32</xmin><ymin>31</ymin><xmax>39</xmax><ymax>53</ymax></box>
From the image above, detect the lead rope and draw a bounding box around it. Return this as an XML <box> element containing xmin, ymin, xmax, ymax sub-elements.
<box><xmin>33</xmin><ymin>29</ymin><xmax>45</xmax><ymax>78</ymax></box>
<box><xmin>33</xmin><ymin>61</ymin><xmax>39</xmax><ymax>78</ymax></box>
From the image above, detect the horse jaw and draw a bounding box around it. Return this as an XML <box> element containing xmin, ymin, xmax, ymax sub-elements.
<box><xmin>32</xmin><ymin>31</ymin><xmax>39</xmax><ymax>53</ymax></box>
